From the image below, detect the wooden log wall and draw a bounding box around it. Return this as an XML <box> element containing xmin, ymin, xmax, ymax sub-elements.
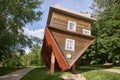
<box><xmin>50</xmin><ymin>12</ymin><xmax>91</xmax><ymax>35</ymax></box>
<box><xmin>50</xmin><ymin>28</ymin><xmax>94</xmax><ymax>66</ymax></box>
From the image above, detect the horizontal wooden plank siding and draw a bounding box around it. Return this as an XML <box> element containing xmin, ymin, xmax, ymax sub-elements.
<box><xmin>50</xmin><ymin>12</ymin><xmax>91</xmax><ymax>35</ymax></box>
<box><xmin>49</xmin><ymin>26</ymin><xmax>95</xmax><ymax>67</ymax></box>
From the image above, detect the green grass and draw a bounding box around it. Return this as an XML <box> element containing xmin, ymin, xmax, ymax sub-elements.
<box><xmin>84</xmin><ymin>70</ymin><xmax>120</xmax><ymax>80</ymax></box>
<box><xmin>112</xmin><ymin>66</ymin><xmax>120</xmax><ymax>69</ymax></box>
<box><xmin>21</xmin><ymin>66</ymin><xmax>120</xmax><ymax>80</ymax></box>
<box><xmin>0</xmin><ymin>67</ymin><xmax>22</xmax><ymax>76</ymax></box>
<box><xmin>78</xmin><ymin>66</ymin><xmax>120</xmax><ymax>80</ymax></box>
<box><xmin>79</xmin><ymin>65</ymin><xmax>120</xmax><ymax>70</ymax></box>
<box><xmin>21</xmin><ymin>67</ymin><xmax>64</xmax><ymax>80</ymax></box>
<box><xmin>89</xmin><ymin>65</ymin><xmax>120</xmax><ymax>69</ymax></box>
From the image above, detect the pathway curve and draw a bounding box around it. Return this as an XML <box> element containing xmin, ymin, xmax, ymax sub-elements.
<box><xmin>0</xmin><ymin>67</ymin><xmax>33</xmax><ymax>80</ymax></box>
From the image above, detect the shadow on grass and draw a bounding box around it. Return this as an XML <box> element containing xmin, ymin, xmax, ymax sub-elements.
<box><xmin>21</xmin><ymin>67</ymin><xmax>64</xmax><ymax>80</ymax></box>
<box><xmin>75</xmin><ymin>65</ymin><xmax>120</xmax><ymax>74</ymax></box>
<box><xmin>76</xmin><ymin>67</ymin><xmax>95</xmax><ymax>73</ymax></box>
<box><xmin>89</xmin><ymin>65</ymin><xmax>120</xmax><ymax>69</ymax></box>
<box><xmin>89</xmin><ymin>65</ymin><xmax>114</xmax><ymax>69</ymax></box>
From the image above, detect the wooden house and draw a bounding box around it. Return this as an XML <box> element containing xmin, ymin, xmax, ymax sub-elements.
<box><xmin>41</xmin><ymin>5</ymin><xmax>96</xmax><ymax>73</ymax></box>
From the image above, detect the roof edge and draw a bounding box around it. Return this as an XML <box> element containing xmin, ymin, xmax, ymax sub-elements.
<box><xmin>48</xmin><ymin>25</ymin><xmax>96</xmax><ymax>39</ymax></box>
<box><xmin>47</xmin><ymin>5</ymin><xmax>96</xmax><ymax>25</ymax></box>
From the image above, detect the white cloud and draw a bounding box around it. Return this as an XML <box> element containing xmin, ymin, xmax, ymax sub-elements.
<box><xmin>24</xmin><ymin>47</ymin><xmax>31</xmax><ymax>54</ymax></box>
<box><xmin>23</xmin><ymin>27</ymin><xmax>44</xmax><ymax>39</ymax></box>
<box><xmin>23</xmin><ymin>27</ymin><xmax>44</xmax><ymax>54</ymax></box>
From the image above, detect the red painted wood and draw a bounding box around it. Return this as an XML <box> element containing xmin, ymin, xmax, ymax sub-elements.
<box><xmin>41</xmin><ymin>27</ymin><xmax>69</xmax><ymax>71</ymax></box>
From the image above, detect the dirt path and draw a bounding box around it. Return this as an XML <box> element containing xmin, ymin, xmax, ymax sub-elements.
<box><xmin>61</xmin><ymin>72</ymin><xmax>86</xmax><ymax>80</ymax></box>
<box><xmin>0</xmin><ymin>67</ymin><xmax>33</xmax><ymax>80</ymax></box>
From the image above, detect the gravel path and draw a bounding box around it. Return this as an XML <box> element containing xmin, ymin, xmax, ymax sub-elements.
<box><xmin>61</xmin><ymin>72</ymin><xmax>86</xmax><ymax>80</ymax></box>
<box><xmin>0</xmin><ymin>67</ymin><xmax>33</xmax><ymax>80</ymax></box>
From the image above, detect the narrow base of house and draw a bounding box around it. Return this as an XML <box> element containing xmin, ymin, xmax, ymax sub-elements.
<box><xmin>71</xmin><ymin>63</ymin><xmax>79</xmax><ymax>74</ymax></box>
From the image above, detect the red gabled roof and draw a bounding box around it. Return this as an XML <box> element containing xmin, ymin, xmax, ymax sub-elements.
<box><xmin>41</xmin><ymin>27</ymin><xmax>69</xmax><ymax>71</ymax></box>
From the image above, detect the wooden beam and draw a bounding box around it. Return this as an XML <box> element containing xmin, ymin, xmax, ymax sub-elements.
<box><xmin>72</xmin><ymin>63</ymin><xmax>76</xmax><ymax>74</ymax></box>
<box><xmin>50</xmin><ymin>52</ymin><xmax>55</xmax><ymax>74</ymax></box>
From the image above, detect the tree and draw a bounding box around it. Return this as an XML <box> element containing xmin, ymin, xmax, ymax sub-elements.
<box><xmin>79</xmin><ymin>0</ymin><xmax>120</xmax><ymax>65</ymax></box>
<box><xmin>2</xmin><ymin>54</ymin><xmax>22</xmax><ymax>67</ymax></box>
<box><xmin>92</xmin><ymin>0</ymin><xmax>120</xmax><ymax>63</ymax></box>
<box><xmin>0</xmin><ymin>0</ymin><xmax>43</xmax><ymax>61</ymax></box>
<box><xmin>21</xmin><ymin>44</ymin><xmax>43</xmax><ymax>66</ymax></box>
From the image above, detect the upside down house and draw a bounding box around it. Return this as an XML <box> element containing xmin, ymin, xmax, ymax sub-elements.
<box><xmin>41</xmin><ymin>5</ymin><xmax>96</xmax><ymax>73</ymax></box>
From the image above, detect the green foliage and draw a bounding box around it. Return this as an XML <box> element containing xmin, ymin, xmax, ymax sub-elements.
<box><xmin>0</xmin><ymin>0</ymin><xmax>43</xmax><ymax>61</ymax></box>
<box><xmin>0</xmin><ymin>44</ymin><xmax>43</xmax><ymax>67</ymax></box>
<box><xmin>21</xmin><ymin>67</ymin><xmax>64</xmax><ymax>80</ymax></box>
<box><xmin>0</xmin><ymin>67</ymin><xmax>22</xmax><ymax>76</ymax></box>
<box><xmin>21</xmin><ymin>44</ymin><xmax>43</xmax><ymax>66</ymax></box>
<box><xmin>2</xmin><ymin>55</ymin><xmax>22</xmax><ymax>67</ymax></box>
<box><xmin>79</xmin><ymin>0</ymin><xmax>120</xmax><ymax>65</ymax></box>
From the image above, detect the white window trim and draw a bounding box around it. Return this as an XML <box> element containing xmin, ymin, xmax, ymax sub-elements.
<box><xmin>65</xmin><ymin>38</ymin><xmax>75</xmax><ymax>51</ymax></box>
<box><xmin>83</xmin><ymin>29</ymin><xmax>91</xmax><ymax>35</ymax></box>
<box><xmin>67</xmin><ymin>20</ymin><xmax>76</xmax><ymax>32</ymax></box>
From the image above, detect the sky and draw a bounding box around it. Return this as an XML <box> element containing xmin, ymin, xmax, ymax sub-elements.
<box><xmin>24</xmin><ymin>0</ymin><xmax>93</xmax><ymax>39</ymax></box>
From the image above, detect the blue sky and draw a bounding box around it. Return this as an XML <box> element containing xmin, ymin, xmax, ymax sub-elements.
<box><xmin>27</xmin><ymin>0</ymin><xmax>93</xmax><ymax>30</ymax></box>
<box><xmin>24</xmin><ymin>0</ymin><xmax>93</xmax><ymax>53</ymax></box>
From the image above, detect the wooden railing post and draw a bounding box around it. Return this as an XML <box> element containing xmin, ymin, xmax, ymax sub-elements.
<box><xmin>50</xmin><ymin>52</ymin><xmax>55</xmax><ymax>74</ymax></box>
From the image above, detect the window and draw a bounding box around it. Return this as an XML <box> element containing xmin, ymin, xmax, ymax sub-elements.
<box><xmin>67</xmin><ymin>20</ymin><xmax>76</xmax><ymax>32</ymax></box>
<box><xmin>83</xmin><ymin>29</ymin><xmax>91</xmax><ymax>35</ymax></box>
<box><xmin>65</xmin><ymin>38</ymin><xmax>75</xmax><ymax>51</ymax></box>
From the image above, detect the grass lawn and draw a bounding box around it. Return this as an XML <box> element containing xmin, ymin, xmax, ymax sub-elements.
<box><xmin>21</xmin><ymin>66</ymin><xmax>120</xmax><ymax>80</ymax></box>
<box><xmin>78</xmin><ymin>67</ymin><xmax>120</xmax><ymax>80</ymax></box>
<box><xmin>79</xmin><ymin>65</ymin><xmax>120</xmax><ymax>70</ymax></box>
<box><xmin>21</xmin><ymin>67</ymin><xmax>64</xmax><ymax>80</ymax></box>
<box><xmin>84</xmin><ymin>70</ymin><xmax>120</xmax><ymax>80</ymax></box>
<box><xmin>112</xmin><ymin>66</ymin><xmax>120</xmax><ymax>69</ymax></box>
<box><xmin>89</xmin><ymin>65</ymin><xmax>120</xmax><ymax>69</ymax></box>
<box><xmin>0</xmin><ymin>67</ymin><xmax>22</xmax><ymax>76</ymax></box>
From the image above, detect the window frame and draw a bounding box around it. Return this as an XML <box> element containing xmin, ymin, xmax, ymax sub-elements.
<box><xmin>67</xmin><ymin>20</ymin><xmax>76</xmax><ymax>32</ymax></box>
<box><xmin>83</xmin><ymin>29</ymin><xmax>91</xmax><ymax>35</ymax></box>
<box><xmin>65</xmin><ymin>38</ymin><xmax>75</xmax><ymax>51</ymax></box>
